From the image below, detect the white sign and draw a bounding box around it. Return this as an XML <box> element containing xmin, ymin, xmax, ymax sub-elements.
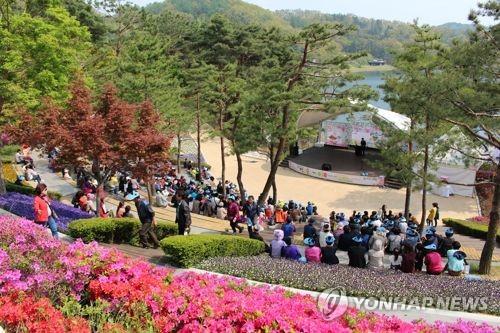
<box><xmin>289</xmin><ymin>161</ymin><xmax>385</xmax><ymax>187</ymax></box>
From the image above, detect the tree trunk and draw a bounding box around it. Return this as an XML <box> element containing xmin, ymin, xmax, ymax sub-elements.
<box><xmin>404</xmin><ymin>131</ymin><xmax>413</xmax><ymax>218</ymax></box>
<box><xmin>404</xmin><ymin>180</ymin><xmax>411</xmax><ymax>219</ymax></box>
<box><xmin>258</xmin><ymin>138</ymin><xmax>285</xmax><ymax>205</ymax></box>
<box><xmin>93</xmin><ymin>159</ymin><xmax>102</xmax><ymax>217</ymax></box>
<box><xmin>196</xmin><ymin>93</ymin><xmax>202</xmax><ymax>173</ymax></box>
<box><xmin>478</xmin><ymin>163</ymin><xmax>500</xmax><ymax>275</ymax></box>
<box><xmin>272</xmin><ymin>179</ymin><xmax>277</xmax><ymax>205</ymax></box>
<box><xmin>219</xmin><ymin>110</ymin><xmax>226</xmax><ymax>196</ymax></box>
<box><xmin>235</xmin><ymin>151</ymin><xmax>245</xmax><ymax>200</ymax></box>
<box><xmin>176</xmin><ymin>133</ymin><xmax>182</xmax><ymax>175</ymax></box>
<box><xmin>0</xmin><ymin>160</ymin><xmax>6</xmax><ymax>194</ymax></box>
<box><xmin>146</xmin><ymin>182</ymin><xmax>153</xmax><ymax>206</ymax></box>
<box><xmin>419</xmin><ymin>143</ymin><xmax>429</xmax><ymax>231</ymax></box>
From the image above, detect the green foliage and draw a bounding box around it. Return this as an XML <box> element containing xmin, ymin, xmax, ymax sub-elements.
<box><xmin>68</xmin><ymin>217</ymin><xmax>177</xmax><ymax>245</ymax></box>
<box><xmin>160</xmin><ymin>234</ymin><xmax>265</xmax><ymax>267</ymax></box>
<box><xmin>0</xmin><ymin>145</ymin><xmax>19</xmax><ymax>163</ymax></box>
<box><xmin>6</xmin><ymin>181</ymin><xmax>62</xmax><ymax>200</ymax></box>
<box><xmin>0</xmin><ymin>5</ymin><xmax>91</xmax><ymax>116</ymax></box>
<box><xmin>147</xmin><ymin>0</ymin><xmax>292</xmax><ymax>31</ymax></box>
<box><xmin>443</xmin><ymin>218</ymin><xmax>500</xmax><ymax>243</ymax></box>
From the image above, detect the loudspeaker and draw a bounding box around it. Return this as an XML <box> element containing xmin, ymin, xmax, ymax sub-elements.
<box><xmin>321</xmin><ymin>163</ymin><xmax>332</xmax><ymax>171</ymax></box>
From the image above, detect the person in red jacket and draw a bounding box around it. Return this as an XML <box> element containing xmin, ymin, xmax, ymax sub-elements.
<box><xmin>424</xmin><ymin>243</ymin><xmax>444</xmax><ymax>275</ymax></box>
<box><xmin>33</xmin><ymin>183</ymin><xmax>58</xmax><ymax>238</ymax></box>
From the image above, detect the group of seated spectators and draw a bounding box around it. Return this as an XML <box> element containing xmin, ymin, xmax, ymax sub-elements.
<box><xmin>268</xmin><ymin>210</ymin><xmax>468</xmax><ymax>276</ymax></box>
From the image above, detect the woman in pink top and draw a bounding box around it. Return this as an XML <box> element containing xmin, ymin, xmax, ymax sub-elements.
<box><xmin>304</xmin><ymin>237</ymin><xmax>321</xmax><ymax>263</ymax></box>
<box><xmin>424</xmin><ymin>243</ymin><xmax>444</xmax><ymax>275</ymax></box>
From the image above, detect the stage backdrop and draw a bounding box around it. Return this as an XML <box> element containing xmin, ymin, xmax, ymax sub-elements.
<box><xmin>320</xmin><ymin>112</ymin><xmax>384</xmax><ymax>148</ymax></box>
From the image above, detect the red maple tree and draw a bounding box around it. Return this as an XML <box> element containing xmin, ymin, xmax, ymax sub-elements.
<box><xmin>8</xmin><ymin>79</ymin><xmax>172</xmax><ymax>209</ymax></box>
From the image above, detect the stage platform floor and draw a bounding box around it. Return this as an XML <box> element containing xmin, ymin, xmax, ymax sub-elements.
<box><xmin>290</xmin><ymin>146</ymin><xmax>384</xmax><ymax>177</ymax></box>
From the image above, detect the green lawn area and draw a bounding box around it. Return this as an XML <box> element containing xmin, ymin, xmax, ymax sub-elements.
<box><xmin>0</xmin><ymin>145</ymin><xmax>19</xmax><ymax>163</ymax></box>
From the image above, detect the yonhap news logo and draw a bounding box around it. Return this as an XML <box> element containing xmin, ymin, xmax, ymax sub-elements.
<box><xmin>316</xmin><ymin>287</ymin><xmax>348</xmax><ymax>320</ymax></box>
<box><xmin>316</xmin><ymin>287</ymin><xmax>489</xmax><ymax>320</ymax></box>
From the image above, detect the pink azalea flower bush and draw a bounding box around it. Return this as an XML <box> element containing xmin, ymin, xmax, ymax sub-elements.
<box><xmin>0</xmin><ymin>215</ymin><xmax>498</xmax><ymax>332</ymax></box>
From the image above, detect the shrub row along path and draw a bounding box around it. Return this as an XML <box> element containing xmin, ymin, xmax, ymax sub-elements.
<box><xmin>26</xmin><ymin>153</ymin><xmax>500</xmax><ymax>325</ymax></box>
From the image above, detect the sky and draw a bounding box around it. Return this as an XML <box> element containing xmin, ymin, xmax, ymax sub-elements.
<box><xmin>129</xmin><ymin>0</ymin><xmax>481</xmax><ymax>25</ymax></box>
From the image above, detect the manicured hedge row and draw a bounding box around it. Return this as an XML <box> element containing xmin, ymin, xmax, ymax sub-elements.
<box><xmin>6</xmin><ymin>182</ymin><xmax>62</xmax><ymax>200</ymax></box>
<box><xmin>160</xmin><ymin>235</ymin><xmax>265</xmax><ymax>267</ymax></box>
<box><xmin>68</xmin><ymin>218</ymin><xmax>177</xmax><ymax>245</ymax></box>
<box><xmin>443</xmin><ymin>218</ymin><xmax>500</xmax><ymax>244</ymax></box>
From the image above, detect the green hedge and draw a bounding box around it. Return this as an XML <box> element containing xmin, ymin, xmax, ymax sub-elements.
<box><xmin>6</xmin><ymin>182</ymin><xmax>62</xmax><ymax>200</ymax></box>
<box><xmin>443</xmin><ymin>218</ymin><xmax>500</xmax><ymax>244</ymax></box>
<box><xmin>160</xmin><ymin>235</ymin><xmax>265</xmax><ymax>268</ymax></box>
<box><xmin>68</xmin><ymin>217</ymin><xmax>178</xmax><ymax>245</ymax></box>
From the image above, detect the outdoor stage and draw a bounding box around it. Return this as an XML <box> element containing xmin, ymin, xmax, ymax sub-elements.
<box><xmin>288</xmin><ymin>145</ymin><xmax>386</xmax><ymax>186</ymax></box>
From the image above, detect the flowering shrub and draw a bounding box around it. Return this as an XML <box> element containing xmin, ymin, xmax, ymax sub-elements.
<box><xmin>0</xmin><ymin>192</ymin><xmax>92</xmax><ymax>231</ymax></box>
<box><xmin>2</xmin><ymin>163</ymin><xmax>18</xmax><ymax>183</ymax></box>
<box><xmin>0</xmin><ymin>216</ymin><xmax>498</xmax><ymax>332</ymax></box>
<box><xmin>0</xmin><ymin>293</ymin><xmax>91</xmax><ymax>333</ymax></box>
<box><xmin>198</xmin><ymin>255</ymin><xmax>500</xmax><ymax>315</ymax></box>
<box><xmin>466</xmin><ymin>216</ymin><xmax>490</xmax><ymax>224</ymax></box>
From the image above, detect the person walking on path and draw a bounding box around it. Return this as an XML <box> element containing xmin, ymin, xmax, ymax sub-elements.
<box><xmin>174</xmin><ymin>190</ymin><xmax>191</xmax><ymax>236</ymax></box>
<box><xmin>33</xmin><ymin>183</ymin><xmax>58</xmax><ymax>239</ymax></box>
<box><xmin>126</xmin><ymin>191</ymin><xmax>160</xmax><ymax>248</ymax></box>
<box><xmin>243</xmin><ymin>195</ymin><xmax>258</xmax><ymax>234</ymax></box>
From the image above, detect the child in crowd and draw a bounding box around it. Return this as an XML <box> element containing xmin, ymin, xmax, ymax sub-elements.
<box><xmin>270</xmin><ymin>229</ymin><xmax>286</xmax><ymax>258</ymax></box>
<box><xmin>321</xmin><ymin>235</ymin><xmax>339</xmax><ymax>265</ymax></box>
<box><xmin>390</xmin><ymin>248</ymin><xmax>402</xmax><ymax>270</ymax></box>
<box><xmin>123</xmin><ymin>205</ymin><xmax>133</xmax><ymax>218</ymax></box>
<box><xmin>283</xmin><ymin>236</ymin><xmax>302</xmax><ymax>261</ymax></box>
<box><xmin>424</xmin><ymin>243</ymin><xmax>444</xmax><ymax>275</ymax></box>
<box><xmin>304</xmin><ymin>237</ymin><xmax>321</xmax><ymax>263</ymax></box>
<box><xmin>348</xmin><ymin>236</ymin><xmax>366</xmax><ymax>268</ymax></box>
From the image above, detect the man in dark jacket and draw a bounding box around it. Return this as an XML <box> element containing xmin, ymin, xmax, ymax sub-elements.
<box><xmin>243</xmin><ymin>195</ymin><xmax>258</xmax><ymax>234</ymax></box>
<box><xmin>127</xmin><ymin>191</ymin><xmax>160</xmax><ymax>249</ymax></box>
<box><xmin>175</xmin><ymin>190</ymin><xmax>192</xmax><ymax>235</ymax></box>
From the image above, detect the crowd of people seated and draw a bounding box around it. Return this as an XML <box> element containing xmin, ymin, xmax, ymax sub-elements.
<box><xmin>269</xmin><ymin>210</ymin><xmax>468</xmax><ymax>277</ymax></box>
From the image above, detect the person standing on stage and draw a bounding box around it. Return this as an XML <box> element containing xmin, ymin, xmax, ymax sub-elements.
<box><xmin>360</xmin><ymin>138</ymin><xmax>367</xmax><ymax>156</ymax></box>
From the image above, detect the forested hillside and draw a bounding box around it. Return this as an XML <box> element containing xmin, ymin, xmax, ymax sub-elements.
<box><xmin>145</xmin><ymin>0</ymin><xmax>471</xmax><ymax>62</ymax></box>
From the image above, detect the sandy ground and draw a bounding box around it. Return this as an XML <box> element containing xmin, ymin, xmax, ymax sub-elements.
<box><xmin>200</xmin><ymin>136</ymin><xmax>478</xmax><ymax>220</ymax></box>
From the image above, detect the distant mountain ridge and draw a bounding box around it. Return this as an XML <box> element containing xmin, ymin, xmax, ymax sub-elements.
<box><xmin>145</xmin><ymin>0</ymin><xmax>472</xmax><ymax>62</ymax></box>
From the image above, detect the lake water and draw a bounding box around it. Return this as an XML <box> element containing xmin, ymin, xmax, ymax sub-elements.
<box><xmin>351</xmin><ymin>71</ymin><xmax>392</xmax><ymax>110</ymax></box>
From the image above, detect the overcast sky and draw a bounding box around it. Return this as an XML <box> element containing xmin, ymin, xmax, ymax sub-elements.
<box><xmin>130</xmin><ymin>0</ymin><xmax>482</xmax><ymax>25</ymax></box>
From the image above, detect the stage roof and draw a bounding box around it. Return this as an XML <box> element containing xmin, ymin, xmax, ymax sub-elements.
<box><xmin>297</xmin><ymin>104</ymin><xmax>411</xmax><ymax>132</ymax></box>
<box><xmin>373</xmin><ymin>106</ymin><xmax>411</xmax><ymax>131</ymax></box>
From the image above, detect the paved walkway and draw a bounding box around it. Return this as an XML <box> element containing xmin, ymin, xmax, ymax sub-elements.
<box><xmin>31</xmin><ymin>153</ymin><xmax>77</xmax><ymax>199</ymax></box>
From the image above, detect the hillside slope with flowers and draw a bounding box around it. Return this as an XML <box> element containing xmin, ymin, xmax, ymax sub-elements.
<box><xmin>0</xmin><ymin>216</ymin><xmax>497</xmax><ymax>332</ymax></box>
